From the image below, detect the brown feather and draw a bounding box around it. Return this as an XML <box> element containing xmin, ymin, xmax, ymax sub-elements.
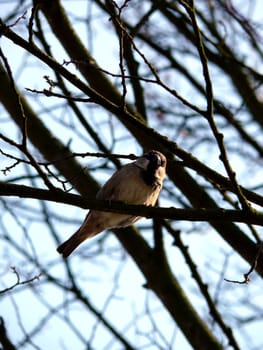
<box><xmin>57</xmin><ymin>229</ymin><xmax>85</xmax><ymax>258</ymax></box>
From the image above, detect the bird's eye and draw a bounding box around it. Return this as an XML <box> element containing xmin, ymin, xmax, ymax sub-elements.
<box><xmin>148</xmin><ymin>152</ymin><xmax>162</xmax><ymax>166</ymax></box>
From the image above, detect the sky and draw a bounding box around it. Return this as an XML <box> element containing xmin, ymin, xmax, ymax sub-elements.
<box><xmin>0</xmin><ymin>1</ymin><xmax>263</xmax><ymax>349</ymax></box>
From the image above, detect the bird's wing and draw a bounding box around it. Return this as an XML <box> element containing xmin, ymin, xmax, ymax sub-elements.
<box><xmin>96</xmin><ymin>164</ymin><xmax>128</xmax><ymax>200</ymax></box>
<box><xmin>95</xmin><ymin>164</ymin><xmax>139</xmax><ymax>201</ymax></box>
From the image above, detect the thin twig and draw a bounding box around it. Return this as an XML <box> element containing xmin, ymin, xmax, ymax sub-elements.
<box><xmin>224</xmin><ymin>242</ymin><xmax>263</xmax><ymax>284</ymax></box>
<box><xmin>26</xmin><ymin>87</ymin><xmax>93</xmax><ymax>102</ymax></box>
<box><xmin>180</xmin><ymin>0</ymin><xmax>252</xmax><ymax>212</ymax></box>
<box><xmin>165</xmin><ymin>222</ymin><xmax>241</xmax><ymax>350</ymax></box>
<box><xmin>0</xmin><ymin>267</ymin><xmax>41</xmax><ymax>294</ymax></box>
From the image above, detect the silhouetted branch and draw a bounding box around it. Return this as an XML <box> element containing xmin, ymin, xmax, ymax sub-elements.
<box><xmin>0</xmin><ymin>317</ymin><xmax>16</xmax><ymax>350</ymax></box>
<box><xmin>0</xmin><ymin>182</ymin><xmax>262</xmax><ymax>225</ymax></box>
<box><xmin>0</xmin><ymin>267</ymin><xmax>41</xmax><ymax>295</ymax></box>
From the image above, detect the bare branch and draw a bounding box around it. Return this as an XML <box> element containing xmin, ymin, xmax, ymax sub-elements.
<box><xmin>0</xmin><ymin>267</ymin><xmax>41</xmax><ymax>295</ymax></box>
<box><xmin>224</xmin><ymin>242</ymin><xmax>263</xmax><ymax>284</ymax></box>
<box><xmin>0</xmin><ymin>182</ymin><xmax>262</xmax><ymax>226</ymax></box>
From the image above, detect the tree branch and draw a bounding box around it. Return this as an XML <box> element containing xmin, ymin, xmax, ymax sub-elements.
<box><xmin>0</xmin><ymin>317</ymin><xmax>16</xmax><ymax>350</ymax></box>
<box><xmin>0</xmin><ymin>182</ymin><xmax>263</xmax><ymax>225</ymax></box>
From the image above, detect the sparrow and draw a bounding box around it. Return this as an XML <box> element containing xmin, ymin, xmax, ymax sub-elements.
<box><xmin>57</xmin><ymin>150</ymin><xmax>166</xmax><ymax>258</ymax></box>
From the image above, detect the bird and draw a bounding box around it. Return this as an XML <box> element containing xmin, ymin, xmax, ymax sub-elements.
<box><xmin>57</xmin><ymin>150</ymin><xmax>166</xmax><ymax>258</ymax></box>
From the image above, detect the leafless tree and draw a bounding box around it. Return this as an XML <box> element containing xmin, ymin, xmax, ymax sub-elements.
<box><xmin>0</xmin><ymin>0</ymin><xmax>263</xmax><ymax>349</ymax></box>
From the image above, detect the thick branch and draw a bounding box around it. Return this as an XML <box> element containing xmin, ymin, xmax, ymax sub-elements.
<box><xmin>0</xmin><ymin>317</ymin><xmax>16</xmax><ymax>350</ymax></box>
<box><xmin>1</xmin><ymin>182</ymin><xmax>263</xmax><ymax>226</ymax></box>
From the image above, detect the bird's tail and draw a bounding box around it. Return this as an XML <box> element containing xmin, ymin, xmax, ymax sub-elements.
<box><xmin>57</xmin><ymin>225</ymin><xmax>101</xmax><ymax>258</ymax></box>
<box><xmin>57</xmin><ymin>229</ymin><xmax>86</xmax><ymax>258</ymax></box>
<box><xmin>57</xmin><ymin>212</ymin><xmax>104</xmax><ymax>258</ymax></box>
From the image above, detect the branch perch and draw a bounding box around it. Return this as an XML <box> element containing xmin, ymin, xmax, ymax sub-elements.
<box><xmin>0</xmin><ymin>182</ymin><xmax>263</xmax><ymax>226</ymax></box>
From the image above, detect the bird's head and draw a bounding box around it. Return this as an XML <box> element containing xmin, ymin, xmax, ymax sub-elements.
<box><xmin>135</xmin><ymin>150</ymin><xmax>166</xmax><ymax>187</ymax></box>
<box><xmin>135</xmin><ymin>150</ymin><xmax>166</xmax><ymax>169</ymax></box>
